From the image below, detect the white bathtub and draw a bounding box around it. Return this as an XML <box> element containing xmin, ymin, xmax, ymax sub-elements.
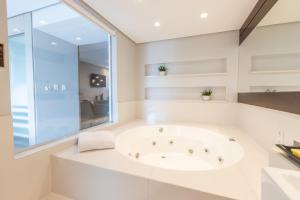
<box><xmin>115</xmin><ymin>125</ymin><xmax>244</xmax><ymax>171</ymax></box>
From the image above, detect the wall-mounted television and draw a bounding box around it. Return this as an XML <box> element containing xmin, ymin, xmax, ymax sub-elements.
<box><xmin>90</xmin><ymin>73</ymin><xmax>106</xmax><ymax>88</ymax></box>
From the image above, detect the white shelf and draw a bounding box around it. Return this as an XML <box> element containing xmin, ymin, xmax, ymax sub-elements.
<box><xmin>144</xmin><ymin>74</ymin><xmax>228</xmax><ymax>88</ymax></box>
<box><xmin>250</xmin><ymin>70</ymin><xmax>300</xmax><ymax>75</ymax></box>
<box><xmin>250</xmin><ymin>86</ymin><xmax>300</xmax><ymax>92</ymax></box>
<box><xmin>144</xmin><ymin>99</ymin><xmax>229</xmax><ymax>103</ymax></box>
<box><xmin>251</xmin><ymin>53</ymin><xmax>300</xmax><ymax>72</ymax></box>
<box><xmin>145</xmin><ymin>73</ymin><xmax>227</xmax><ymax>78</ymax></box>
<box><xmin>145</xmin><ymin>58</ymin><xmax>227</xmax><ymax>76</ymax></box>
<box><xmin>248</xmin><ymin>72</ymin><xmax>300</xmax><ymax>87</ymax></box>
<box><xmin>145</xmin><ymin>87</ymin><xmax>226</xmax><ymax>101</ymax></box>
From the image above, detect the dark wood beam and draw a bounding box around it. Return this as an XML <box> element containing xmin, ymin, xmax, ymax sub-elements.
<box><xmin>239</xmin><ymin>0</ymin><xmax>278</xmax><ymax>45</ymax></box>
<box><xmin>238</xmin><ymin>92</ymin><xmax>300</xmax><ymax>115</ymax></box>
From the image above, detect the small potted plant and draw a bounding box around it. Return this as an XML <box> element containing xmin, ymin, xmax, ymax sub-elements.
<box><xmin>201</xmin><ymin>89</ymin><xmax>212</xmax><ymax>101</ymax></box>
<box><xmin>158</xmin><ymin>65</ymin><xmax>167</xmax><ymax>76</ymax></box>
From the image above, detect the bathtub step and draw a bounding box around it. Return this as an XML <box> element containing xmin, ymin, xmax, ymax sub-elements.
<box><xmin>41</xmin><ymin>193</ymin><xmax>73</xmax><ymax>200</ymax></box>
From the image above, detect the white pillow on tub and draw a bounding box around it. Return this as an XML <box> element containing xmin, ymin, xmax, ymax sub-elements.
<box><xmin>78</xmin><ymin>131</ymin><xmax>115</xmax><ymax>152</ymax></box>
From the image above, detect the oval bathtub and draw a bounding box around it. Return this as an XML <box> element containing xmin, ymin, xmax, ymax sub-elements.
<box><xmin>115</xmin><ymin>125</ymin><xmax>244</xmax><ymax>171</ymax></box>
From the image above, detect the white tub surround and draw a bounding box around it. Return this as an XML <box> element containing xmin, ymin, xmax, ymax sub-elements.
<box><xmin>52</xmin><ymin>121</ymin><xmax>268</xmax><ymax>200</ymax></box>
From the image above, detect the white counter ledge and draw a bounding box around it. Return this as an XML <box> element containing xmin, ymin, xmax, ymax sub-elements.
<box><xmin>53</xmin><ymin>121</ymin><xmax>268</xmax><ymax>200</ymax></box>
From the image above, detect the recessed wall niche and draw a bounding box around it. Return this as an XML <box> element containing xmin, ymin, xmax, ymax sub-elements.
<box><xmin>145</xmin><ymin>87</ymin><xmax>226</xmax><ymax>101</ymax></box>
<box><xmin>145</xmin><ymin>58</ymin><xmax>227</xmax><ymax>76</ymax></box>
<box><xmin>143</xmin><ymin>58</ymin><xmax>231</xmax><ymax>101</ymax></box>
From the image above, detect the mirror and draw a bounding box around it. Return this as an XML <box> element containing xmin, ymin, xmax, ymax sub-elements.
<box><xmin>237</xmin><ymin>0</ymin><xmax>300</xmax><ymax>114</ymax></box>
<box><xmin>238</xmin><ymin>0</ymin><xmax>300</xmax><ymax>93</ymax></box>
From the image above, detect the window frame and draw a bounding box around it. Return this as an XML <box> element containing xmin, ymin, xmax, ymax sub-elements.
<box><xmin>6</xmin><ymin>0</ymin><xmax>118</xmax><ymax>155</ymax></box>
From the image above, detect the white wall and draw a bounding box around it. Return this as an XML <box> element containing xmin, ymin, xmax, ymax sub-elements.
<box><xmin>113</xmin><ymin>32</ymin><xmax>139</xmax><ymax>123</ymax></box>
<box><xmin>138</xmin><ymin>100</ymin><xmax>238</xmax><ymax>126</ymax></box>
<box><xmin>238</xmin><ymin>103</ymin><xmax>300</xmax><ymax>151</ymax></box>
<box><xmin>0</xmin><ymin>0</ymin><xmax>139</xmax><ymax>199</ymax></box>
<box><xmin>0</xmin><ymin>1</ymin><xmax>10</xmax><ymax>117</ymax></box>
<box><xmin>137</xmin><ymin>31</ymin><xmax>239</xmax><ymax>102</ymax></box>
<box><xmin>136</xmin><ymin>31</ymin><xmax>240</xmax><ymax>126</ymax></box>
<box><xmin>116</xmin><ymin>32</ymin><xmax>138</xmax><ymax>102</ymax></box>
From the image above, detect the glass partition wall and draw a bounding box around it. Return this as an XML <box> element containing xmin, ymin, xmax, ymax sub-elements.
<box><xmin>7</xmin><ymin>1</ymin><xmax>113</xmax><ymax>152</ymax></box>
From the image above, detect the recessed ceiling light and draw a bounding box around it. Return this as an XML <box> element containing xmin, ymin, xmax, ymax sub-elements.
<box><xmin>75</xmin><ymin>37</ymin><xmax>82</xmax><ymax>41</ymax></box>
<box><xmin>51</xmin><ymin>42</ymin><xmax>57</xmax><ymax>45</ymax></box>
<box><xmin>12</xmin><ymin>28</ymin><xmax>20</xmax><ymax>32</ymax></box>
<box><xmin>200</xmin><ymin>12</ymin><xmax>208</xmax><ymax>19</ymax></box>
<box><xmin>154</xmin><ymin>22</ymin><xmax>161</xmax><ymax>27</ymax></box>
<box><xmin>39</xmin><ymin>20</ymin><xmax>48</xmax><ymax>25</ymax></box>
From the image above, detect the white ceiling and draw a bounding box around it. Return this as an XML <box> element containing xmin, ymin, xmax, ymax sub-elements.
<box><xmin>33</xmin><ymin>4</ymin><xmax>109</xmax><ymax>45</ymax></box>
<box><xmin>6</xmin><ymin>0</ymin><xmax>59</xmax><ymax>18</ymax></box>
<box><xmin>83</xmin><ymin>0</ymin><xmax>258</xmax><ymax>43</ymax></box>
<box><xmin>8</xmin><ymin>0</ymin><xmax>299</xmax><ymax>45</ymax></box>
<box><xmin>259</xmin><ymin>0</ymin><xmax>300</xmax><ymax>26</ymax></box>
<box><xmin>7</xmin><ymin>2</ymin><xmax>109</xmax><ymax>45</ymax></box>
<box><xmin>79</xmin><ymin>43</ymin><xmax>109</xmax><ymax>68</ymax></box>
